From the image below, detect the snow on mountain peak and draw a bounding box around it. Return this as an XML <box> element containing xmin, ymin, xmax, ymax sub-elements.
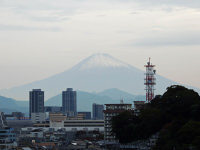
<box><xmin>77</xmin><ymin>53</ymin><xmax>130</xmax><ymax>70</ymax></box>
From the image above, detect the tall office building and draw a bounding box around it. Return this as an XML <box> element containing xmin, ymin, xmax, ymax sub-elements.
<box><xmin>29</xmin><ymin>89</ymin><xmax>44</xmax><ymax>118</ymax></box>
<box><xmin>62</xmin><ymin>88</ymin><xmax>77</xmax><ymax>117</ymax></box>
<box><xmin>92</xmin><ymin>103</ymin><xmax>104</xmax><ymax>120</ymax></box>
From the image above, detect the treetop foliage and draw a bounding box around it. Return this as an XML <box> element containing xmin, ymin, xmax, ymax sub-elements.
<box><xmin>111</xmin><ymin>85</ymin><xmax>200</xmax><ymax>149</ymax></box>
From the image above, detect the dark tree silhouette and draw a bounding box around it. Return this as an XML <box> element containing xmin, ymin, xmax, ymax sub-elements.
<box><xmin>111</xmin><ymin>85</ymin><xmax>200</xmax><ymax>149</ymax></box>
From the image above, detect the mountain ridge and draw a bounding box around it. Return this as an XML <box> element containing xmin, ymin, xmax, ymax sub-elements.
<box><xmin>0</xmin><ymin>53</ymin><xmax>199</xmax><ymax>100</ymax></box>
<box><xmin>45</xmin><ymin>88</ymin><xmax>145</xmax><ymax>112</ymax></box>
<box><xmin>0</xmin><ymin>88</ymin><xmax>144</xmax><ymax>114</ymax></box>
<box><xmin>0</xmin><ymin>95</ymin><xmax>28</xmax><ymax>115</ymax></box>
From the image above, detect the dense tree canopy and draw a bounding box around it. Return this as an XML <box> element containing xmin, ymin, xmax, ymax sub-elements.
<box><xmin>111</xmin><ymin>85</ymin><xmax>200</xmax><ymax>149</ymax></box>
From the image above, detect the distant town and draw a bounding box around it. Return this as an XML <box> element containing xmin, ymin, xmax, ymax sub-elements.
<box><xmin>1</xmin><ymin>86</ymin><xmax>150</xmax><ymax>150</ymax></box>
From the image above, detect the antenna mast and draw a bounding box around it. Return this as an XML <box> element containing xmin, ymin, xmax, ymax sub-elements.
<box><xmin>144</xmin><ymin>58</ymin><xmax>156</xmax><ymax>102</ymax></box>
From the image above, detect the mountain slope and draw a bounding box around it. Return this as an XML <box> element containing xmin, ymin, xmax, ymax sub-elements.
<box><xmin>0</xmin><ymin>96</ymin><xmax>28</xmax><ymax>114</ymax></box>
<box><xmin>0</xmin><ymin>53</ymin><xmax>199</xmax><ymax>100</ymax></box>
<box><xmin>45</xmin><ymin>90</ymin><xmax>136</xmax><ymax>112</ymax></box>
<box><xmin>98</xmin><ymin>88</ymin><xmax>138</xmax><ymax>100</ymax></box>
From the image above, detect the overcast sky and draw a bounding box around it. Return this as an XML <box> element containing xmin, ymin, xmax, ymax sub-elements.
<box><xmin>0</xmin><ymin>0</ymin><xmax>200</xmax><ymax>90</ymax></box>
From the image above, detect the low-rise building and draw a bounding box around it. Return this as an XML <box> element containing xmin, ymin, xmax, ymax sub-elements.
<box><xmin>31</xmin><ymin>112</ymin><xmax>46</xmax><ymax>123</ymax></box>
<box><xmin>64</xmin><ymin>120</ymin><xmax>104</xmax><ymax>132</ymax></box>
<box><xmin>32</xmin><ymin>120</ymin><xmax>104</xmax><ymax>132</ymax></box>
<box><xmin>49</xmin><ymin>113</ymin><xmax>67</xmax><ymax>128</ymax></box>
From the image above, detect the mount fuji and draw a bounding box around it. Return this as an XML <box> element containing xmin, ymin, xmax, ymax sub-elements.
<box><xmin>0</xmin><ymin>53</ymin><xmax>199</xmax><ymax>100</ymax></box>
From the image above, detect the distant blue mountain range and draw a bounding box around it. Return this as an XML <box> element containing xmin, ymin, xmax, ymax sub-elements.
<box><xmin>0</xmin><ymin>88</ymin><xmax>146</xmax><ymax>115</ymax></box>
<box><xmin>0</xmin><ymin>95</ymin><xmax>28</xmax><ymax>115</ymax></box>
<box><xmin>45</xmin><ymin>88</ymin><xmax>146</xmax><ymax>112</ymax></box>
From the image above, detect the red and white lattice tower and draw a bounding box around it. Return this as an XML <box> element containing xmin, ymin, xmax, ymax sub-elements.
<box><xmin>144</xmin><ymin>58</ymin><xmax>156</xmax><ymax>102</ymax></box>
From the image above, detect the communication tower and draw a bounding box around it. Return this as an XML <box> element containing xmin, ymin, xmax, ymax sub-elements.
<box><xmin>144</xmin><ymin>58</ymin><xmax>156</xmax><ymax>102</ymax></box>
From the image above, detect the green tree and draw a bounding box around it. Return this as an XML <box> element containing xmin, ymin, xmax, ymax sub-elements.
<box><xmin>111</xmin><ymin>85</ymin><xmax>200</xmax><ymax>149</ymax></box>
<box><xmin>111</xmin><ymin>110</ymin><xmax>139</xmax><ymax>143</ymax></box>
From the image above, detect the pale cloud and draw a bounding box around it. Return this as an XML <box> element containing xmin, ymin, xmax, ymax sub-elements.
<box><xmin>131</xmin><ymin>32</ymin><xmax>200</xmax><ymax>46</ymax></box>
<box><xmin>0</xmin><ymin>24</ymin><xmax>61</xmax><ymax>32</ymax></box>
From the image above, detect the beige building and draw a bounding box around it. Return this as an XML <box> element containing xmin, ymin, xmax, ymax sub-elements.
<box><xmin>49</xmin><ymin>113</ymin><xmax>67</xmax><ymax>128</ymax></box>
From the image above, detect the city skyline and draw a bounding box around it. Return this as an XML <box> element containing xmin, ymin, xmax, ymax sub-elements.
<box><xmin>0</xmin><ymin>0</ymin><xmax>200</xmax><ymax>91</ymax></box>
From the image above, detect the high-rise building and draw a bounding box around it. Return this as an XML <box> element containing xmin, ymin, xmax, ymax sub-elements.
<box><xmin>92</xmin><ymin>103</ymin><xmax>104</xmax><ymax>120</ymax></box>
<box><xmin>62</xmin><ymin>88</ymin><xmax>77</xmax><ymax>117</ymax></box>
<box><xmin>29</xmin><ymin>89</ymin><xmax>44</xmax><ymax>118</ymax></box>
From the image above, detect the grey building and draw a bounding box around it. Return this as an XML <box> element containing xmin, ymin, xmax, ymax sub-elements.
<box><xmin>62</xmin><ymin>88</ymin><xmax>77</xmax><ymax>117</ymax></box>
<box><xmin>92</xmin><ymin>103</ymin><xmax>104</xmax><ymax>120</ymax></box>
<box><xmin>29</xmin><ymin>89</ymin><xmax>44</xmax><ymax>117</ymax></box>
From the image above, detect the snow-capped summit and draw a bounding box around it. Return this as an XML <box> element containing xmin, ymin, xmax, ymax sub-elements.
<box><xmin>75</xmin><ymin>53</ymin><xmax>130</xmax><ymax>70</ymax></box>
